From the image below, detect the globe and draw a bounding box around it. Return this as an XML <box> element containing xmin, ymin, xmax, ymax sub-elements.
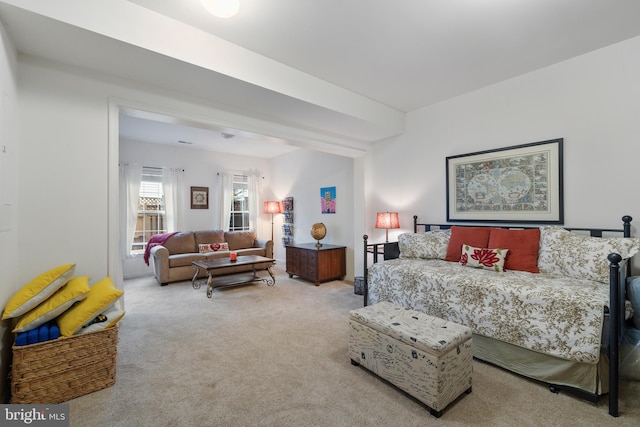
<box><xmin>310</xmin><ymin>223</ymin><xmax>327</xmax><ymax>247</ymax></box>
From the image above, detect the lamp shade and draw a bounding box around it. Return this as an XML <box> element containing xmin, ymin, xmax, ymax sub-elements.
<box><xmin>264</xmin><ymin>201</ymin><xmax>283</xmax><ymax>214</ymax></box>
<box><xmin>375</xmin><ymin>212</ymin><xmax>400</xmax><ymax>229</ymax></box>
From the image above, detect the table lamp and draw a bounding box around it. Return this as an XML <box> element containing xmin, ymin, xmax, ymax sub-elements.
<box><xmin>375</xmin><ymin>212</ymin><xmax>400</xmax><ymax>243</ymax></box>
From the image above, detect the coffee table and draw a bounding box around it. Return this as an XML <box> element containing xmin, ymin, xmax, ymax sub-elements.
<box><xmin>191</xmin><ymin>255</ymin><xmax>275</xmax><ymax>298</ymax></box>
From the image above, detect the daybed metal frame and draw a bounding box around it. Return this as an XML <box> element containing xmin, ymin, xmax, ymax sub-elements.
<box><xmin>362</xmin><ymin>215</ymin><xmax>633</xmax><ymax>417</ymax></box>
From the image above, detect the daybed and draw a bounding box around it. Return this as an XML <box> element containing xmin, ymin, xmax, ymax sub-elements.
<box><xmin>363</xmin><ymin>216</ymin><xmax>638</xmax><ymax>416</ymax></box>
<box><xmin>149</xmin><ymin>230</ymin><xmax>273</xmax><ymax>285</ymax></box>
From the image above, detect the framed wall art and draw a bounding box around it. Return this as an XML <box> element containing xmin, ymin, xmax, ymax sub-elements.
<box><xmin>190</xmin><ymin>186</ymin><xmax>209</xmax><ymax>209</ymax></box>
<box><xmin>320</xmin><ymin>186</ymin><xmax>336</xmax><ymax>214</ymax></box>
<box><xmin>446</xmin><ymin>138</ymin><xmax>563</xmax><ymax>224</ymax></box>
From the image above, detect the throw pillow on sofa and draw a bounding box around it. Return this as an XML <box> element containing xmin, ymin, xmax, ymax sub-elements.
<box><xmin>164</xmin><ymin>232</ymin><xmax>197</xmax><ymax>255</ymax></box>
<box><xmin>225</xmin><ymin>230</ymin><xmax>257</xmax><ymax>250</ymax></box>
<box><xmin>398</xmin><ymin>230</ymin><xmax>451</xmax><ymax>260</ymax></box>
<box><xmin>194</xmin><ymin>230</ymin><xmax>225</xmax><ymax>246</ymax></box>
<box><xmin>460</xmin><ymin>244</ymin><xmax>508</xmax><ymax>272</ymax></box>
<box><xmin>488</xmin><ymin>228</ymin><xmax>540</xmax><ymax>273</ymax></box>
<box><xmin>199</xmin><ymin>243</ymin><xmax>230</xmax><ymax>253</ymax></box>
<box><xmin>538</xmin><ymin>226</ymin><xmax>640</xmax><ymax>283</ymax></box>
<box><xmin>445</xmin><ymin>226</ymin><xmax>491</xmax><ymax>262</ymax></box>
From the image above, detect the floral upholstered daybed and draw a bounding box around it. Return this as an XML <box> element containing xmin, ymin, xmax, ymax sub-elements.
<box><xmin>363</xmin><ymin>216</ymin><xmax>639</xmax><ymax>415</ymax></box>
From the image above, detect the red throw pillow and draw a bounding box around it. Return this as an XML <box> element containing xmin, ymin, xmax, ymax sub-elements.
<box><xmin>488</xmin><ymin>228</ymin><xmax>540</xmax><ymax>273</ymax></box>
<box><xmin>444</xmin><ymin>226</ymin><xmax>491</xmax><ymax>262</ymax></box>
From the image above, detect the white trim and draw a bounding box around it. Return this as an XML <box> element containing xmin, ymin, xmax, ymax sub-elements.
<box><xmin>108</xmin><ymin>99</ymin><xmax>122</xmax><ymax>290</ymax></box>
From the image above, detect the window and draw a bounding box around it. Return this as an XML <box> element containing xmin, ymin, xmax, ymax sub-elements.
<box><xmin>131</xmin><ymin>167</ymin><xmax>166</xmax><ymax>253</ymax></box>
<box><xmin>229</xmin><ymin>175</ymin><xmax>249</xmax><ymax>231</ymax></box>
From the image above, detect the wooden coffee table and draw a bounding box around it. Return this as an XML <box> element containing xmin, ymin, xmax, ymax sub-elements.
<box><xmin>191</xmin><ymin>255</ymin><xmax>275</xmax><ymax>298</ymax></box>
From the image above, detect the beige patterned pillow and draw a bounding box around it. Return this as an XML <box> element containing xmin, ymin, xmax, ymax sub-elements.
<box><xmin>398</xmin><ymin>229</ymin><xmax>451</xmax><ymax>260</ymax></box>
<box><xmin>460</xmin><ymin>244</ymin><xmax>508</xmax><ymax>272</ymax></box>
<box><xmin>198</xmin><ymin>243</ymin><xmax>230</xmax><ymax>253</ymax></box>
<box><xmin>538</xmin><ymin>226</ymin><xmax>640</xmax><ymax>283</ymax></box>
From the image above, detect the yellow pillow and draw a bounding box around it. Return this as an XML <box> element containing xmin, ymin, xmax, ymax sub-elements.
<box><xmin>12</xmin><ymin>276</ymin><xmax>91</xmax><ymax>333</ymax></box>
<box><xmin>78</xmin><ymin>301</ymin><xmax>125</xmax><ymax>335</ymax></box>
<box><xmin>2</xmin><ymin>264</ymin><xmax>76</xmax><ymax>320</ymax></box>
<box><xmin>56</xmin><ymin>276</ymin><xmax>124</xmax><ymax>337</ymax></box>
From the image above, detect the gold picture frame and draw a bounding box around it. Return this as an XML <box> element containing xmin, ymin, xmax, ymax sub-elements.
<box><xmin>191</xmin><ymin>186</ymin><xmax>209</xmax><ymax>209</ymax></box>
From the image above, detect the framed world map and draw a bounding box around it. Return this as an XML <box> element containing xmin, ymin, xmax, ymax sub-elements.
<box><xmin>446</xmin><ymin>138</ymin><xmax>563</xmax><ymax>224</ymax></box>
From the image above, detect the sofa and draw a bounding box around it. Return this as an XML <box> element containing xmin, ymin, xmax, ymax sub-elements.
<box><xmin>364</xmin><ymin>216</ymin><xmax>640</xmax><ymax>415</ymax></box>
<box><xmin>150</xmin><ymin>230</ymin><xmax>273</xmax><ymax>285</ymax></box>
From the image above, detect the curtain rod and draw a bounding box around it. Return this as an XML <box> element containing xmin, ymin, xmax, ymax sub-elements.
<box><xmin>119</xmin><ymin>163</ymin><xmax>184</xmax><ymax>172</ymax></box>
<box><xmin>217</xmin><ymin>171</ymin><xmax>265</xmax><ymax>179</ymax></box>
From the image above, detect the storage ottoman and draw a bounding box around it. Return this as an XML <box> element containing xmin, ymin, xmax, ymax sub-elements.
<box><xmin>348</xmin><ymin>302</ymin><xmax>473</xmax><ymax>417</ymax></box>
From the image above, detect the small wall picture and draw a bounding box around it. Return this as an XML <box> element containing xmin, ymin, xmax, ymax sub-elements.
<box><xmin>320</xmin><ymin>186</ymin><xmax>336</xmax><ymax>214</ymax></box>
<box><xmin>191</xmin><ymin>186</ymin><xmax>209</xmax><ymax>209</ymax></box>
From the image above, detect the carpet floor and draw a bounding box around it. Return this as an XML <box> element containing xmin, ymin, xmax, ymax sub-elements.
<box><xmin>67</xmin><ymin>268</ymin><xmax>640</xmax><ymax>426</ymax></box>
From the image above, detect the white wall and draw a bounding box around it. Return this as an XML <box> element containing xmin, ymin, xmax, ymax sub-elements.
<box><xmin>15</xmin><ymin>55</ymin><xmax>286</xmax><ymax>290</ymax></box>
<box><xmin>0</xmin><ymin>20</ymin><xmax>17</xmax><ymax>404</ymax></box>
<box><xmin>368</xmin><ymin>35</ymin><xmax>640</xmax><ymax>240</ymax></box>
<box><xmin>119</xmin><ymin>138</ymin><xmax>271</xmax><ymax>278</ymax></box>
<box><xmin>270</xmin><ymin>149</ymin><xmax>355</xmax><ymax>281</ymax></box>
<box><xmin>17</xmin><ymin>60</ymin><xmax>115</xmax><ymax>288</ymax></box>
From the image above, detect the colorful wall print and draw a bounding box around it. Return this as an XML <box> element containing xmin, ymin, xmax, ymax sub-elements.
<box><xmin>320</xmin><ymin>186</ymin><xmax>336</xmax><ymax>214</ymax></box>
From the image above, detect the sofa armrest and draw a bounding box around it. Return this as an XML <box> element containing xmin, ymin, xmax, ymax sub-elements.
<box><xmin>256</xmin><ymin>239</ymin><xmax>274</xmax><ymax>259</ymax></box>
<box><xmin>150</xmin><ymin>245</ymin><xmax>170</xmax><ymax>285</ymax></box>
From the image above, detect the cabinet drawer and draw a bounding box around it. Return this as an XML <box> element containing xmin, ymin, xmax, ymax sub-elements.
<box><xmin>285</xmin><ymin>244</ymin><xmax>346</xmax><ymax>285</ymax></box>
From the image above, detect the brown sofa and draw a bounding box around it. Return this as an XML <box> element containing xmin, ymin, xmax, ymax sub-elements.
<box><xmin>149</xmin><ymin>229</ymin><xmax>274</xmax><ymax>285</ymax></box>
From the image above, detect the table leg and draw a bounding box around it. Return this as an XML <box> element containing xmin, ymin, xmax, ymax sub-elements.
<box><xmin>266</xmin><ymin>265</ymin><xmax>275</xmax><ymax>286</ymax></box>
<box><xmin>192</xmin><ymin>266</ymin><xmax>202</xmax><ymax>289</ymax></box>
<box><xmin>256</xmin><ymin>263</ymin><xmax>275</xmax><ymax>286</ymax></box>
<box><xmin>206</xmin><ymin>271</ymin><xmax>214</xmax><ymax>298</ymax></box>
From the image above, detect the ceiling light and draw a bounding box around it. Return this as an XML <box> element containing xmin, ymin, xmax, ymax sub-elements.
<box><xmin>201</xmin><ymin>0</ymin><xmax>240</xmax><ymax>18</ymax></box>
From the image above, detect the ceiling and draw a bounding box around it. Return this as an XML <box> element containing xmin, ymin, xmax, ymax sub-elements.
<box><xmin>129</xmin><ymin>0</ymin><xmax>640</xmax><ymax>112</ymax></box>
<box><xmin>2</xmin><ymin>0</ymin><xmax>640</xmax><ymax>157</ymax></box>
<box><xmin>118</xmin><ymin>109</ymin><xmax>301</xmax><ymax>159</ymax></box>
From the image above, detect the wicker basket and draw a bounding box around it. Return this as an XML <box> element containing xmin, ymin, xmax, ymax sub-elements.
<box><xmin>10</xmin><ymin>325</ymin><xmax>118</xmax><ymax>404</ymax></box>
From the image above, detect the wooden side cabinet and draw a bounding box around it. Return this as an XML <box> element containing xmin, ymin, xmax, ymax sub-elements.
<box><xmin>286</xmin><ymin>243</ymin><xmax>346</xmax><ymax>286</ymax></box>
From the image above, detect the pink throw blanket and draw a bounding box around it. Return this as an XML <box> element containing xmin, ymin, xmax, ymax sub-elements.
<box><xmin>144</xmin><ymin>232</ymin><xmax>178</xmax><ymax>266</ymax></box>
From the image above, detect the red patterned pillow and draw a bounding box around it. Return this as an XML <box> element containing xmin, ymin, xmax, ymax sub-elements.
<box><xmin>460</xmin><ymin>244</ymin><xmax>508</xmax><ymax>272</ymax></box>
<box><xmin>198</xmin><ymin>243</ymin><xmax>230</xmax><ymax>253</ymax></box>
<box><xmin>488</xmin><ymin>228</ymin><xmax>540</xmax><ymax>273</ymax></box>
<box><xmin>445</xmin><ymin>226</ymin><xmax>491</xmax><ymax>262</ymax></box>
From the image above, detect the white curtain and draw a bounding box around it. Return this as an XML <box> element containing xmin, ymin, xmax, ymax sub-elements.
<box><xmin>119</xmin><ymin>164</ymin><xmax>142</xmax><ymax>259</ymax></box>
<box><xmin>163</xmin><ymin>167</ymin><xmax>185</xmax><ymax>232</ymax></box>
<box><xmin>217</xmin><ymin>173</ymin><xmax>233</xmax><ymax>230</ymax></box>
<box><xmin>247</xmin><ymin>174</ymin><xmax>262</xmax><ymax>236</ymax></box>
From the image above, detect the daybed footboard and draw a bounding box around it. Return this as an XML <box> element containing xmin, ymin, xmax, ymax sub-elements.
<box><xmin>363</xmin><ymin>215</ymin><xmax>634</xmax><ymax>417</ymax></box>
<box><xmin>608</xmin><ymin>252</ymin><xmax>627</xmax><ymax>417</ymax></box>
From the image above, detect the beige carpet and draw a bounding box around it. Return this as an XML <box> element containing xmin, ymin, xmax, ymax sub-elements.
<box><xmin>67</xmin><ymin>268</ymin><xmax>640</xmax><ymax>426</ymax></box>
